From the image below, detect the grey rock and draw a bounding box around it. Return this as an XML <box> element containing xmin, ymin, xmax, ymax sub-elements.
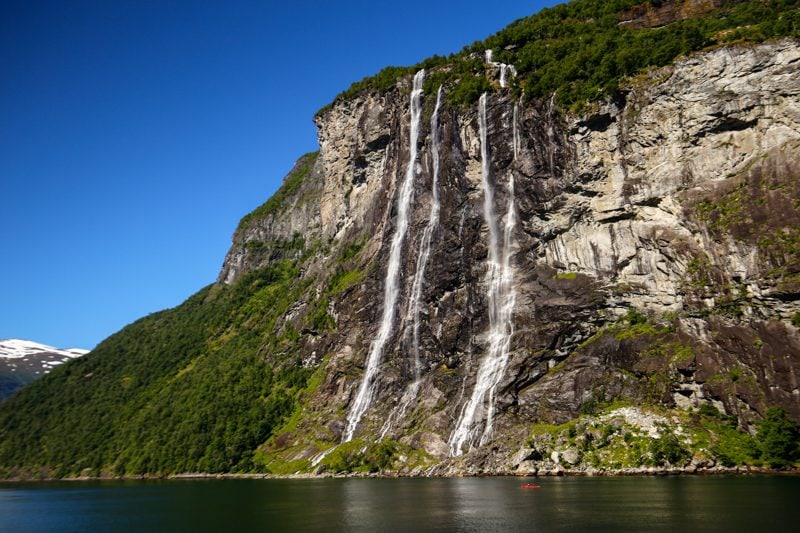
<box><xmin>218</xmin><ymin>40</ymin><xmax>800</xmax><ymax>474</ymax></box>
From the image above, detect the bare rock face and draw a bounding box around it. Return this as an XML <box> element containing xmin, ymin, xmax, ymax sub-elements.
<box><xmin>315</xmin><ymin>89</ymin><xmax>406</xmax><ymax>243</ymax></box>
<box><xmin>217</xmin><ymin>152</ymin><xmax>326</xmax><ymax>285</ymax></box>
<box><xmin>553</xmin><ymin>40</ymin><xmax>800</xmax><ymax>317</ymax></box>
<box><xmin>618</xmin><ymin>0</ymin><xmax>730</xmax><ymax>29</ymax></box>
<box><xmin>218</xmin><ymin>40</ymin><xmax>800</xmax><ymax>472</ymax></box>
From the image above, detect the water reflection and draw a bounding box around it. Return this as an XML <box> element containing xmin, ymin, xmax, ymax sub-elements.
<box><xmin>2</xmin><ymin>476</ymin><xmax>799</xmax><ymax>532</ymax></box>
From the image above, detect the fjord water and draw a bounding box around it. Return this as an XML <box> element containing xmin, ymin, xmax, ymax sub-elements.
<box><xmin>3</xmin><ymin>476</ymin><xmax>799</xmax><ymax>532</ymax></box>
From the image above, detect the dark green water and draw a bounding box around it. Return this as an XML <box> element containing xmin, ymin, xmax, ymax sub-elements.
<box><xmin>1</xmin><ymin>476</ymin><xmax>799</xmax><ymax>532</ymax></box>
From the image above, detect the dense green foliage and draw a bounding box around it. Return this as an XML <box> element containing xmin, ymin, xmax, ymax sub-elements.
<box><xmin>649</xmin><ymin>430</ymin><xmax>690</xmax><ymax>465</ymax></box>
<box><xmin>237</xmin><ymin>151</ymin><xmax>318</xmax><ymax>231</ymax></box>
<box><xmin>696</xmin><ymin>405</ymin><xmax>800</xmax><ymax>468</ymax></box>
<box><xmin>0</xmin><ymin>364</ymin><xmax>36</xmax><ymax>402</ymax></box>
<box><xmin>320</xmin><ymin>439</ymin><xmax>399</xmax><ymax>474</ymax></box>
<box><xmin>757</xmin><ymin>407</ymin><xmax>800</xmax><ymax>467</ymax></box>
<box><xmin>695</xmin><ymin>404</ymin><xmax>756</xmax><ymax>466</ymax></box>
<box><xmin>321</xmin><ymin>0</ymin><xmax>800</xmax><ymax>110</ymax></box>
<box><xmin>0</xmin><ymin>257</ymin><xmax>317</xmax><ymax>478</ymax></box>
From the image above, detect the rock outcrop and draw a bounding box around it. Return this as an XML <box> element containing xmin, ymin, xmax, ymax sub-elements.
<box><xmin>219</xmin><ymin>39</ymin><xmax>800</xmax><ymax>473</ymax></box>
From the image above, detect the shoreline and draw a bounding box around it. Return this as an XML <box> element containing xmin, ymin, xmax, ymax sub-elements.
<box><xmin>2</xmin><ymin>465</ymin><xmax>798</xmax><ymax>483</ymax></box>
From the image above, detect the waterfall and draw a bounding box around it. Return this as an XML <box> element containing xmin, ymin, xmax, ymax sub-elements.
<box><xmin>344</xmin><ymin>69</ymin><xmax>425</xmax><ymax>442</ymax></box>
<box><xmin>500</xmin><ymin>64</ymin><xmax>517</xmax><ymax>89</ymax></box>
<box><xmin>407</xmin><ymin>84</ymin><xmax>443</xmax><ymax>388</ymax></box>
<box><xmin>499</xmin><ymin>67</ymin><xmax>509</xmax><ymax>89</ymax></box>
<box><xmin>483</xmin><ymin>143</ymin><xmax>517</xmax><ymax>446</ymax></box>
<box><xmin>485</xmin><ymin>50</ymin><xmax>517</xmax><ymax>89</ymax></box>
<box><xmin>449</xmin><ymin>93</ymin><xmax>518</xmax><ymax>456</ymax></box>
<box><xmin>380</xmin><ymin>85</ymin><xmax>444</xmax><ymax>439</ymax></box>
<box><xmin>513</xmin><ymin>101</ymin><xmax>520</xmax><ymax>160</ymax></box>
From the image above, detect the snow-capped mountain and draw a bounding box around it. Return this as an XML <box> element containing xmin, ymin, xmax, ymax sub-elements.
<box><xmin>0</xmin><ymin>339</ymin><xmax>88</xmax><ymax>401</ymax></box>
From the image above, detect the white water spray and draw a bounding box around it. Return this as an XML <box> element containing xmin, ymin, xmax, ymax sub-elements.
<box><xmin>344</xmin><ymin>70</ymin><xmax>426</xmax><ymax>442</ymax></box>
<box><xmin>485</xmin><ymin>50</ymin><xmax>517</xmax><ymax>89</ymax></box>
<box><xmin>310</xmin><ymin>447</ymin><xmax>334</xmax><ymax>467</ymax></box>
<box><xmin>380</xmin><ymin>85</ymin><xmax>444</xmax><ymax>439</ymax></box>
<box><xmin>513</xmin><ymin>101</ymin><xmax>520</xmax><ymax>160</ymax></box>
<box><xmin>407</xmin><ymin>84</ymin><xmax>443</xmax><ymax>388</ymax></box>
<box><xmin>449</xmin><ymin>93</ymin><xmax>518</xmax><ymax>455</ymax></box>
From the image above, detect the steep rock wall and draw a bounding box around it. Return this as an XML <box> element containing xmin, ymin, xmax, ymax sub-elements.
<box><xmin>220</xmin><ymin>40</ymin><xmax>800</xmax><ymax>472</ymax></box>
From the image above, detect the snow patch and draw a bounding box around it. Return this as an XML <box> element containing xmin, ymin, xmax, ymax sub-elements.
<box><xmin>0</xmin><ymin>339</ymin><xmax>88</xmax><ymax>360</ymax></box>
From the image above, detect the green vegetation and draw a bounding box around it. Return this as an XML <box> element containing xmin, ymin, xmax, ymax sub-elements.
<box><xmin>0</xmin><ymin>254</ymin><xmax>319</xmax><ymax>478</ymax></box>
<box><xmin>696</xmin><ymin>404</ymin><xmax>760</xmax><ymax>466</ymax></box>
<box><xmin>696</xmin><ymin>405</ymin><xmax>800</xmax><ymax>468</ymax></box>
<box><xmin>320</xmin><ymin>0</ymin><xmax>800</xmax><ymax>111</ymax></box>
<box><xmin>693</xmin><ymin>183</ymin><xmax>749</xmax><ymax>231</ymax></box>
<box><xmin>649</xmin><ymin>428</ymin><xmax>690</xmax><ymax>465</ymax></box>
<box><xmin>528</xmin><ymin>407</ymin><xmax>692</xmax><ymax>469</ymax></box>
<box><xmin>613</xmin><ymin>308</ymin><xmax>673</xmax><ymax>341</ymax></box>
<box><xmin>338</xmin><ymin>239</ymin><xmax>366</xmax><ymax>263</ymax></box>
<box><xmin>331</xmin><ymin>269</ymin><xmax>365</xmax><ymax>294</ymax></box>
<box><xmin>757</xmin><ymin>407</ymin><xmax>800</xmax><ymax>468</ymax></box>
<box><xmin>527</xmin><ymin>404</ymin><xmax>800</xmax><ymax>470</ymax></box>
<box><xmin>554</xmin><ymin>271</ymin><xmax>578</xmax><ymax>280</ymax></box>
<box><xmin>243</xmin><ymin>233</ymin><xmax>306</xmax><ymax>260</ymax></box>
<box><xmin>303</xmin><ymin>239</ymin><xmax>368</xmax><ymax>334</ymax></box>
<box><xmin>237</xmin><ymin>152</ymin><xmax>318</xmax><ymax>231</ymax></box>
<box><xmin>260</xmin><ymin>436</ymin><xmax>434</xmax><ymax>475</ymax></box>
<box><xmin>690</xmin><ymin>146</ymin><xmax>800</xmax><ymax>292</ymax></box>
<box><xmin>625</xmin><ymin>307</ymin><xmax>647</xmax><ymax>325</ymax></box>
<box><xmin>320</xmin><ymin>439</ymin><xmax>399</xmax><ymax>473</ymax></box>
<box><xmin>570</xmin><ymin>309</ymin><xmax>693</xmax><ymax>389</ymax></box>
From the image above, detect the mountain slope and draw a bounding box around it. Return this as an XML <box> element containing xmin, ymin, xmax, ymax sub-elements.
<box><xmin>0</xmin><ymin>340</ymin><xmax>87</xmax><ymax>402</ymax></box>
<box><xmin>1</xmin><ymin>0</ymin><xmax>800</xmax><ymax>478</ymax></box>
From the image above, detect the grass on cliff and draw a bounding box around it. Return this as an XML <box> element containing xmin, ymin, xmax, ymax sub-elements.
<box><xmin>237</xmin><ymin>151</ymin><xmax>319</xmax><ymax>232</ymax></box>
<box><xmin>690</xmin><ymin>145</ymin><xmax>800</xmax><ymax>293</ymax></box>
<box><xmin>528</xmin><ymin>407</ymin><xmax>692</xmax><ymax>469</ymax></box>
<box><xmin>527</xmin><ymin>404</ymin><xmax>800</xmax><ymax>469</ymax></box>
<box><xmin>259</xmin><ymin>437</ymin><xmax>434</xmax><ymax>475</ymax></box>
<box><xmin>320</xmin><ymin>0</ymin><xmax>800</xmax><ymax>111</ymax></box>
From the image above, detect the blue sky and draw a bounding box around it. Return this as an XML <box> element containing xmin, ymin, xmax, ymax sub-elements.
<box><xmin>1</xmin><ymin>1</ymin><xmax>560</xmax><ymax>349</ymax></box>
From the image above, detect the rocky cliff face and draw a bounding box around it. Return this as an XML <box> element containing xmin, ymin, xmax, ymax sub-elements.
<box><xmin>619</xmin><ymin>0</ymin><xmax>731</xmax><ymax>29</ymax></box>
<box><xmin>219</xmin><ymin>39</ymin><xmax>800</xmax><ymax>474</ymax></box>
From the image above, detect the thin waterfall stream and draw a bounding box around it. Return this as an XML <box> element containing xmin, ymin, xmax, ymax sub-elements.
<box><xmin>380</xmin><ymin>85</ymin><xmax>443</xmax><ymax>438</ymax></box>
<box><xmin>485</xmin><ymin>50</ymin><xmax>517</xmax><ymax>88</ymax></box>
<box><xmin>409</xmin><ymin>85</ymin><xmax>443</xmax><ymax>389</ymax></box>
<box><xmin>344</xmin><ymin>70</ymin><xmax>425</xmax><ymax>442</ymax></box>
<box><xmin>449</xmin><ymin>93</ymin><xmax>518</xmax><ymax>455</ymax></box>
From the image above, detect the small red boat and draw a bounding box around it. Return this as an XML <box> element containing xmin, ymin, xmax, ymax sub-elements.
<box><xmin>520</xmin><ymin>484</ymin><xmax>541</xmax><ymax>489</ymax></box>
